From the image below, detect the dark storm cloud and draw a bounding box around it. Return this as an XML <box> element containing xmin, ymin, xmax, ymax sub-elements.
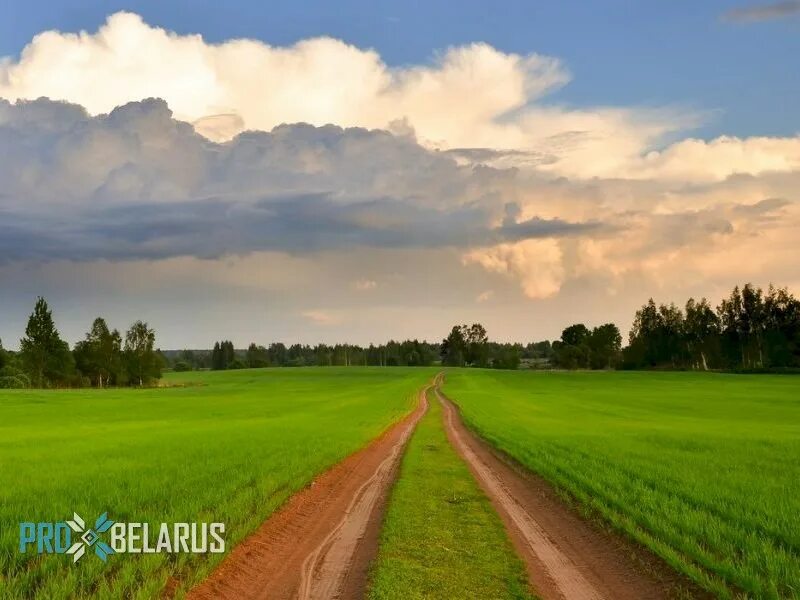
<box><xmin>722</xmin><ymin>1</ymin><xmax>800</xmax><ymax>22</ymax></box>
<box><xmin>0</xmin><ymin>194</ymin><xmax>599</xmax><ymax>262</ymax></box>
<box><xmin>0</xmin><ymin>98</ymin><xmax>599</xmax><ymax>262</ymax></box>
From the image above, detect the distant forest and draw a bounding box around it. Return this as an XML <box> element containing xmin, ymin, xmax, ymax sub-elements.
<box><xmin>1</xmin><ymin>283</ymin><xmax>798</xmax><ymax>388</ymax></box>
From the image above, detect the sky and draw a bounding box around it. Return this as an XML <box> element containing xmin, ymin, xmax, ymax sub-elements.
<box><xmin>0</xmin><ymin>1</ymin><xmax>798</xmax><ymax>348</ymax></box>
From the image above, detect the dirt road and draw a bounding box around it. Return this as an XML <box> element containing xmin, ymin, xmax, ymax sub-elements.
<box><xmin>188</xmin><ymin>383</ymin><xmax>431</xmax><ymax>600</ymax></box>
<box><xmin>189</xmin><ymin>374</ymin><xmax>701</xmax><ymax>600</ymax></box>
<box><xmin>436</xmin><ymin>385</ymin><xmax>698</xmax><ymax>600</ymax></box>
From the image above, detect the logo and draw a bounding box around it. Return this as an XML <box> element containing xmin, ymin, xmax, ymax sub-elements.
<box><xmin>66</xmin><ymin>512</ymin><xmax>115</xmax><ymax>562</ymax></box>
<box><xmin>20</xmin><ymin>512</ymin><xmax>225</xmax><ymax>564</ymax></box>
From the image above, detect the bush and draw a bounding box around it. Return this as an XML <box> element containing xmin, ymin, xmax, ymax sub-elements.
<box><xmin>0</xmin><ymin>366</ymin><xmax>30</xmax><ymax>388</ymax></box>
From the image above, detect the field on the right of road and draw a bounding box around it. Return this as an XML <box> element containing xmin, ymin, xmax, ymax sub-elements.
<box><xmin>443</xmin><ymin>370</ymin><xmax>800</xmax><ymax>600</ymax></box>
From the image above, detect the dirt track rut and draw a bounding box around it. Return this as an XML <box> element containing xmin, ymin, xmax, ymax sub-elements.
<box><xmin>188</xmin><ymin>383</ymin><xmax>430</xmax><ymax>600</ymax></box>
<box><xmin>436</xmin><ymin>384</ymin><xmax>700</xmax><ymax>600</ymax></box>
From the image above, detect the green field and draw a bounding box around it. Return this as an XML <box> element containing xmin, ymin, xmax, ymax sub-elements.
<box><xmin>4</xmin><ymin>368</ymin><xmax>798</xmax><ymax>600</ymax></box>
<box><xmin>368</xmin><ymin>389</ymin><xmax>534</xmax><ymax>600</ymax></box>
<box><xmin>0</xmin><ymin>367</ymin><xmax>434</xmax><ymax>599</ymax></box>
<box><xmin>443</xmin><ymin>370</ymin><xmax>800</xmax><ymax>600</ymax></box>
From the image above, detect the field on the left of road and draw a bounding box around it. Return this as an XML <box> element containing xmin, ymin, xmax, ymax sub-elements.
<box><xmin>0</xmin><ymin>367</ymin><xmax>434</xmax><ymax>600</ymax></box>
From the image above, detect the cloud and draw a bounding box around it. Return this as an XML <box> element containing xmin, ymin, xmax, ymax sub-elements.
<box><xmin>354</xmin><ymin>279</ymin><xmax>378</xmax><ymax>291</ymax></box>
<box><xmin>3</xmin><ymin>13</ymin><xmax>800</xmax><ymax>183</ymax></box>
<box><xmin>0</xmin><ymin>97</ymin><xmax>600</xmax><ymax>263</ymax></box>
<box><xmin>0</xmin><ymin>14</ymin><xmax>799</xmax><ymax>323</ymax></box>
<box><xmin>722</xmin><ymin>1</ymin><xmax>800</xmax><ymax>22</ymax></box>
<box><xmin>464</xmin><ymin>240</ymin><xmax>565</xmax><ymax>299</ymax></box>
<box><xmin>626</xmin><ymin>135</ymin><xmax>800</xmax><ymax>182</ymax></box>
<box><xmin>1</xmin><ymin>94</ymin><xmax>798</xmax><ymax>305</ymax></box>
<box><xmin>192</xmin><ymin>113</ymin><xmax>245</xmax><ymax>140</ymax></box>
<box><xmin>0</xmin><ymin>12</ymin><xmax>568</xmax><ymax>148</ymax></box>
<box><xmin>301</xmin><ymin>310</ymin><xmax>342</xmax><ymax>326</ymax></box>
<box><xmin>0</xmin><ymin>11</ymin><xmax>709</xmax><ymax>181</ymax></box>
<box><xmin>1</xmin><ymin>94</ymin><xmax>799</xmax><ymax>303</ymax></box>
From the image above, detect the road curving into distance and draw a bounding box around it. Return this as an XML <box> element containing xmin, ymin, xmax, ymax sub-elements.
<box><xmin>190</xmin><ymin>372</ymin><xmax>702</xmax><ymax>600</ymax></box>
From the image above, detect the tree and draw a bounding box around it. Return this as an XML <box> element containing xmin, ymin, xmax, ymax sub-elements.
<box><xmin>246</xmin><ymin>343</ymin><xmax>270</xmax><ymax>368</ymax></box>
<box><xmin>0</xmin><ymin>339</ymin><xmax>29</xmax><ymax>388</ymax></box>
<box><xmin>19</xmin><ymin>297</ymin><xmax>74</xmax><ymax>387</ymax></box>
<box><xmin>176</xmin><ymin>349</ymin><xmax>207</xmax><ymax>370</ymax></box>
<box><xmin>658</xmin><ymin>303</ymin><xmax>686</xmax><ymax>368</ymax></box>
<box><xmin>718</xmin><ymin>285</ymin><xmax>766</xmax><ymax>369</ymax></box>
<box><xmin>211</xmin><ymin>342</ymin><xmax>223</xmax><ymax>370</ymax></box>
<box><xmin>763</xmin><ymin>286</ymin><xmax>800</xmax><ymax>367</ymax></box>
<box><xmin>228</xmin><ymin>357</ymin><xmax>247</xmax><ymax>369</ymax></box>
<box><xmin>441</xmin><ymin>326</ymin><xmax>467</xmax><ymax>366</ymax></box>
<box><xmin>398</xmin><ymin>339</ymin><xmax>436</xmax><ymax>366</ymax></box>
<box><xmin>317</xmin><ymin>343</ymin><xmax>334</xmax><ymax>366</ymax></box>
<box><xmin>222</xmin><ymin>341</ymin><xmax>235</xmax><ymax>368</ymax></box>
<box><xmin>440</xmin><ymin>323</ymin><xmax>490</xmax><ymax>367</ymax></box>
<box><xmin>173</xmin><ymin>360</ymin><xmax>192</xmax><ymax>372</ymax></box>
<box><xmin>588</xmin><ymin>324</ymin><xmax>622</xmax><ymax>369</ymax></box>
<box><xmin>561</xmin><ymin>324</ymin><xmax>590</xmax><ymax>347</ymax></box>
<box><xmin>286</xmin><ymin>344</ymin><xmax>310</xmax><ymax>367</ymax></box>
<box><xmin>267</xmin><ymin>343</ymin><xmax>288</xmax><ymax>367</ymax></box>
<box><xmin>383</xmin><ymin>340</ymin><xmax>402</xmax><ymax>366</ymax></box>
<box><xmin>211</xmin><ymin>340</ymin><xmax>236</xmax><ymax>370</ymax></box>
<box><xmin>73</xmin><ymin>317</ymin><xmax>124</xmax><ymax>387</ymax></box>
<box><xmin>463</xmin><ymin>323</ymin><xmax>489</xmax><ymax>367</ymax></box>
<box><xmin>625</xmin><ymin>301</ymin><xmax>686</xmax><ymax>368</ymax></box>
<box><xmin>684</xmin><ymin>298</ymin><xmax>720</xmax><ymax>370</ymax></box>
<box><xmin>124</xmin><ymin>321</ymin><xmax>161</xmax><ymax>386</ymax></box>
<box><xmin>625</xmin><ymin>300</ymin><xmax>659</xmax><ymax>368</ymax></box>
<box><xmin>552</xmin><ymin>344</ymin><xmax>580</xmax><ymax>369</ymax></box>
<box><xmin>492</xmin><ymin>344</ymin><xmax>521</xmax><ymax>370</ymax></box>
<box><xmin>553</xmin><ymin>324</ymin><xmax>590</xmax><ymax>368</ymax></box>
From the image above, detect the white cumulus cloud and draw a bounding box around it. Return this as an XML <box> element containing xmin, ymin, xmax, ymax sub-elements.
<box><xmin>3</xmin><ymin>10</ymin><xmax>772</xmax><ymax>182</ymax></box>
<box><xmin>464</xmin><ymin>239</ymin><xmax>565</xmax><ymax>299</ymax></box>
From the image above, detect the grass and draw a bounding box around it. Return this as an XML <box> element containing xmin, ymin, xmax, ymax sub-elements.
<box><xmin>443</xmin><ymin>370</ymin><xmax>800</xmax><ymax>600</ymax></box>
<box><xmin>368</xmin><ymin>387</ymin><xmax>535</xmax><ymax>600</ymax></box>
<box><xmin>0</xmin><ymin>367</ymin><xmax>435</xmax><ymax>599</ymax></box>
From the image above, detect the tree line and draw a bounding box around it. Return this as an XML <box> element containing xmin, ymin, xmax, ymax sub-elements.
<box><xmin>0</xmin><ymin>297</ymin><xmax>163</xmax><ymax>389</ymax></box>
<box><xmin>527</xmin><ymin>283</ymin><xmax>800</xmax><ymax>371</ymax></box>
<box><xmin>3</xmin><ymin>283</ymin><xmax>797</xmax><ymax>388</ymax></box>
<box><xmin>168</xmin><ymin>339</ymin><xmax>555</xmax><ymax>372</ymax></box>
<box><xmin>198</xmin><ymin>326</ymin><xmax>548</xmax><ymax>372</ymax></box>
<box><xmin>198</xmin><ymin>339</ymin><xmax>441</xmax><ymax>370</ymax></box>
<box><xmin>623</xmin><ymin>284</ymin><xmax>800</xmax><ymax>370</ymax></box>
<box><xmin>167</xmin><ymin>284</ymin><xmax>800</xmax><ymax>374</ymax></box>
